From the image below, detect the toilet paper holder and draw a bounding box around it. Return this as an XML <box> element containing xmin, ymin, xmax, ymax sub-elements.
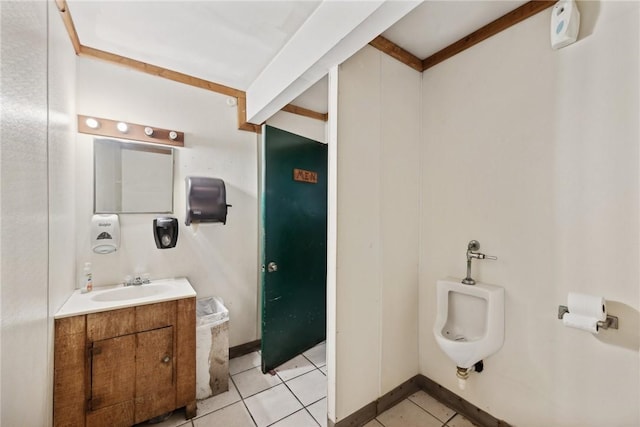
<box><xmin>557</xmin><ymin>305</ymin><xmax>619</xmax><ymax>330</ymax></box>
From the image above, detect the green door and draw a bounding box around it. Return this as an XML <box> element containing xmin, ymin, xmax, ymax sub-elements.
<box><xmin>260</xmin><ymin>125</ymin><xmax>327</xmax><ymax>372</ymax></box>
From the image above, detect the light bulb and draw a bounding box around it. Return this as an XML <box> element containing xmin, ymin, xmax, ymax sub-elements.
<box><xmin>85</xmin><ymin>118</ymin><xmax>100</xmax><ymax>129</ymax></box>
<box><xmin>144</xmin><ymin>127</ymin><xmax>154</xmax><ymax>136</ymax></box>
<box><xmin>169</xmin><ymin>131</ymin><xmax>178</xmax><ymax>140</ymax></box>
<box><xmin>116</xmin><ymin>122</ymin><xmax>128</xmax><ymax>133</ymax></box>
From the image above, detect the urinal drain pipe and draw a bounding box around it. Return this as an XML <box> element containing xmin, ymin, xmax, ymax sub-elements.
<box><xmin>456</xmin><ymin>361</ymin><xmax>484</xmax><ymax>390</ymax></box>
<box><xmin>456</xmin><ymin>366</ymin><xmax>470</xmax><ymax>390</ymax></box>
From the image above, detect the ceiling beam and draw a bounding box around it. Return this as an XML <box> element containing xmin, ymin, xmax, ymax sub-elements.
<box><xmin>369</xmin><ymin>36</ymin><xmax>422</xmax><ymax>72</ymax></box>
<box><xmin>237</xmin><ymin>96</ymin><xmax>262</xmax><ymax>133</ymax></box>
<box><xmin>422</xmin><ymin>1</ymin><xmax>555</xmax><ymax>71</ymax></box>
<box><xmin>55</xmin><ymin>0</ymin><xmax>81</xmax><ymax>54</ymax></box>
<box><xmin>78</xmin><ymin>45</ymin><xmax>245</xmax><ymax>99</ymax></box>
<box><xmin>245</xmin><ymin>0</ymin><xmax>422</xmax><ymax>124</ymax></box>
<box><xmin>281</xmin><ymin>104</ymin><xmax>328</xmax><ymax>122</ymax></box>
<box><xmin>57</xmin><ymin>0</ymin><xmax>555</xmax><ymax>128</ymax></box>
<box><xmin>55</xmin><ymin>3</ymin><xmax>328</xmax><ymax>134</ymax></box>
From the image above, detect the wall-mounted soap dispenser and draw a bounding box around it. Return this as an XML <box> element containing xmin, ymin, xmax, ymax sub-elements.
<box><xmin>91</xmin><ymin>214</ymin><xmax>120</xmax><ymax>254</ymax></box>
<box><xmin>153</xmin><ymin>217</ymin><xmax>179</xmax><ymax>249</ymax></box>
<box><xmin>185</xmin><ymin>177</ymin><xmax>231</xmax><ymax>226</ymax></box>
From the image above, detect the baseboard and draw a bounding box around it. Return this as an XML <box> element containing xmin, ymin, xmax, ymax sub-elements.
<box><xmin>329</xmin><ymin>401</ymin><xmax>376</xmax><ymax>427</ymax></box>
<box><xmin>229</xmin><ymin>339</ymin><xmax>261</xmax><ymax>359</ymax></box>
<box><xmin>377</xmin><ymin>376</ymin><xmax>422</xmax><ymax>415</ymax></box>
<box><xmin>416</xmin><ymin>375</ymin><xmax>512</xmax><ymax>427</ymax></box>
<box><xmin>331</xmin><ymin>374</ymin><xmax>511</xmax><ymax>427</ymax></box>
<box><xmin>331</xmin><ymin>376</ymin><xmax>421</xmax><ymax>427</ymax></box>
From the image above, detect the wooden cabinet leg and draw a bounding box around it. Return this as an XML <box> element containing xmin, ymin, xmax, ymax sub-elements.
<box><xmin>185</xmin><ymin>401</ymin><xmax>197</xmax><ymax>419</ymax></box>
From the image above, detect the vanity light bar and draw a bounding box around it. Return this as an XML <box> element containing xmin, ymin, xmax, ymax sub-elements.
<box><xmin>77</xmin><ymin>115</ymin><xmax>184</xmax><ymax>147</ymax></box>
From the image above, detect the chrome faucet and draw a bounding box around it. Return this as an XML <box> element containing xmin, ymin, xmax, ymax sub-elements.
<box><xmin>124</xmin><ymin>274</ymin><xmax>150</xmax><ymax>286</ymax></box>
<box><xmin>462</xmin><ymin>240</ymin><xmax>497</xmax><ymax>285</ymax></box>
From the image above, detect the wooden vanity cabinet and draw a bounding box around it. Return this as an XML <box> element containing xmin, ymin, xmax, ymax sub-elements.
<box><xmin>53</xmin><ymin>298</ymin><xmax>196</xmax><ymax>427</ymax></box>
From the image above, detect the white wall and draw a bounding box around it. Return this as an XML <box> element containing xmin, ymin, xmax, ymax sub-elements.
<box><xmin>267</xmin><ymin>110</ymin><xmax>327</xmax><ymax>144</ymax></box>
<box><xmin>0</xmin><ymin>3</ymin><xmax>49</xmax><ymax>424</ymax></box>
<box><xmin>47</xmin><ymin>1</ymin><xmax>79</xmax><ymax>425</ymax></box>
<box><xmin>420</xmin><ymin>2</ymin><xmax>639</xmax><ymax>426</ymax></box>
<box><xmin>333</xmin><ymin>45</ymin><xmax>420</xmax><ymax>421</ymax></box>
<box><xmin>75</xmin><ymin>57</ymin><xmax>259</xmax><ymax>346</ymax></box>
<box><xmin>48</xmin><ymin>0</ymin><xmax>78</xmax><ymax>317</ymax></box>
<box><xmin>0</xmin><ymin>2</ymin><xmax>76</xmax><ymax>425</ymax></box>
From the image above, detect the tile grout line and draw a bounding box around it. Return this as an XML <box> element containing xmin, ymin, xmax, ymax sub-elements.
<box><xmin>229</xmin><ymin>373</ymin><xmax>259</xmax><ymax>427</ymax></box>
<box><xmin>278</xmin><ymin>373</ymin><xmax>321</xmax><ymax>427</ymax></box>
<box><xmin>230</xmin><ymin>347</ymin><xmax>324</xmax><ymax>378</ymax></box>
<box><xmin>301</xmin><ymin>351</ymin><xmax>327</xmax><ymax>370</ymax></box>
<box><xmin>376</xmin><ymin>418</ymin><xmax>387</xmax><ymax>427</ymax></box>
<box><xmin>216</xmin><ymin>345</ymin><xmax>326</xmax><ymax>427</ymax></box>
<box><xmin>248</xmin><ymin>382</ymin><xmax>296</xmax><ymax>427</ymax></box>
<box><xmin>228</xmin><ymin>351</ymin><xmax>262</xmax><ymax>376</ymax></box>
<box><xmin>305</xmin><ymin>393</ymin><xmax>327</xmax><ymax>408</ymax></box>
<box><xmin>443</xmin><ymin>412</ymin><xmax>459</xmax><ymax>426</ymax></box>
<box><xmin>192</xmin><ymin>386</ymin><xmax>242</xmax><ymax>420</ymax></box>
<box><xmin>233</xmin><ymin>366</ymin><xmax>284</xmax><ymax>400</ymax></box>
<box><xmin>236</xmin><ymin>370</ymin><xmax>324</xmax><ymax>427</ymax></box>
<box><xmin>291</xmin><ymin>365</ymin><xmax>327</xmax><ymax>427</ymax></box>
<box><xmin>302</xmin><ymin>403</ymin><xmax>324</xmax><ymax>427</ymax></box>
<box><xmin>263</xmin><ymin>408</ymin><xmax>321</xmax><ymax>427</ymax></box>
<box><xmin>405</xmin><ymin>397</ymin><xmax>452</xmax><ymax>426</ymax></box>
<box><xmin>276</xmin><ymin>364</ymin><xmax>327</xmax><ymax>426</ymax></box>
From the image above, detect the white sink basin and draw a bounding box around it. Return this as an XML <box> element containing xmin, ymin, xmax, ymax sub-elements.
<box><xmin>55</xmin><ymin>277</ymin><xmax>196</xmax><ymax>318</ymax></box>
<box><xmin>91</xmin><ymin>283</ymin><xmax>174</xmax><ymax>302</ymax></box>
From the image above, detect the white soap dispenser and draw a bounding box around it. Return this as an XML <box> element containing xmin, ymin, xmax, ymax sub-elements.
<box><xmin>80</xmin><ymin>262</ymin><xmax>93</xmax><ymax>293</ymax></box>
<box><xmin>91</xmin><ymin>214</ymin><xmax>120</xmax><ymax>254</ymax></box>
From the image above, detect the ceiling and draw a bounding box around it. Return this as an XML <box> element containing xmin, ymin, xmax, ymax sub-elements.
<box><xmin>67</xmin><ymin>1</ymin><xmax>530</xmax><ymax>116</ymax></box>
<box><xmin>382</xmin><ymin>1</ymin><xmax>527</xmax><ymax>59</ymax></box>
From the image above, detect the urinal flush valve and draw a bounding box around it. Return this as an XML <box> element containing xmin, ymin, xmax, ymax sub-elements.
<box><xmin>462</xmin><ymin>240</ymin><xmax>497</xmax><ymax>285</ymax></box>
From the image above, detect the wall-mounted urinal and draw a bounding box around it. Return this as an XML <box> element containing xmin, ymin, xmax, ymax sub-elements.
<box><xmin>433</xmin><ymin>279</ymin><xmax>504</xmax><ymax>388</ymax></box>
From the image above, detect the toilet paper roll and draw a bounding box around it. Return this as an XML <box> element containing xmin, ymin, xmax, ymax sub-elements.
<box><xmin>568</xmin><ymin>292</ymin><xmax>606</xmax><ymax>321</ymax></box>
<box><xmin>562</xmin><ymin>312</ymin><xmax>599</xmax><ymax>334</ymax></box>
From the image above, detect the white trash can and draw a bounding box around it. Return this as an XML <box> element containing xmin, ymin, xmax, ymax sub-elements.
<box><xmin>196</xmin><ymin>297</ymin><xmax>229</xmax><ymax>399</ymax></box>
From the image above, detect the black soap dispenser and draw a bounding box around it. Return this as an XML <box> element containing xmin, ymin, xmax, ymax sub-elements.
<box><xmin>153</xmin><ymin>217</ymin><xmax>178</xmax><ymax>249</ymax></box>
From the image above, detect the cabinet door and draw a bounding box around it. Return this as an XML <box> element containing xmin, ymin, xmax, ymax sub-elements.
<box><xmin>135</xmin><ymin>326</ymin><xmax>176</xmax><ymax>423</ymax></box>
<box><xmin>88</xmin><ymin>334</ymin><xmax>136</xmax><ymax>427</ymax></box>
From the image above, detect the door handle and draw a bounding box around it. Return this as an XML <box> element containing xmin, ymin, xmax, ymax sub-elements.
<box><xmin>267</xmin><ymin>262</ymin><xmax>278</xmax><ymax>273</ymax></box>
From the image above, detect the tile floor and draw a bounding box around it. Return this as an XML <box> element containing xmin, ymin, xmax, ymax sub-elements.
<box><xmin>148</xmin><ymin>341</ymin><xmax>476</xmax><ymax>427</ymax></box>
<box><xmin>151</xmin><ymin>342</ymin><xmax>328</xmax><ymax>427</ymax></box>
<box><xmin>363</xmin><ymin>392</ymin><xmax>478</xmax><ymax>427</ymax></box>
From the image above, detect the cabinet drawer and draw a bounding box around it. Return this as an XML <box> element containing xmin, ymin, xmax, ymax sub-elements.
<box><xmin>87</xmin><ymin>308</ymin><xmax>135</xmax><ymax>341</ymax></box>
<box><xmin>136</xmin><ymin>301</ymin><xmax>176</xmax><ymax>332</ymax></box>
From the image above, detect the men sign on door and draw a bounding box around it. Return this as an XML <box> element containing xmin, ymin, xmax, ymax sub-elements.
<box><xmin>293</xmin><ymin>168</ymin><xmax>318</xmax><ymax>184</ymax></box>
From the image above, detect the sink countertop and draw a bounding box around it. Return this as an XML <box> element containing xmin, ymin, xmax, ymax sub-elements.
<box><xmin>54</xmin><ymin>277</ymin><xmax>197</xmax><ymax>319</ymax></box>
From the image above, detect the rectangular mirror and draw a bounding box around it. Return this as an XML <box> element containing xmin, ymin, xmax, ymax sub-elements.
<box><xmin>94</xmin><ymin>138</ymin><xmax>174</xmax><ymax>213</ymax></box>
